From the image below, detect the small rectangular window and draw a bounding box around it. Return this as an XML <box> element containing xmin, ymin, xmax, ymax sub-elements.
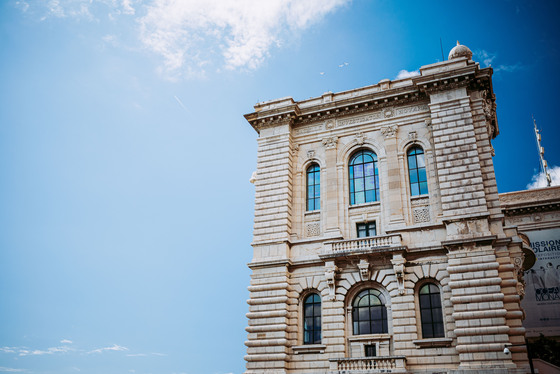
<box><xmin>364</xmin><ymin>344</ymin><xmax>376</xmax><ymax>357</ymax></box>
<box><xmin>356</xmin><ymin>222</ymin><xmax>376</xmax><ymax>238</ymax></box>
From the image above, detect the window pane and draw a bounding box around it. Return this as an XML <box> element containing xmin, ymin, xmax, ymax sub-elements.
<box><xmin>367</xmin><ymin>223</ymin><xmax>376</xmax><ymax>235</ymax></box>
<box><xmin>411</xmin><ymin>184</ymin><xmax>420</xmax><ymax>196</ymax></box>
<box><xmin>418</xmin><ymin>168</ymin><xmax>427</xmax><ymax>182</ymax></box>
<box><xmin>355</xmin><ymin>192</ymin><xmax>365</xmax><ymax>205</ymax></box>
<box><xmin>419</xmin><ymin>182</ymin><xmax>428</xmax><ymax>195</ymax></box>
<box><xmin>409</xmin><ymin>170</ymin><xmax>418</xmax><ymax>183</ymax></box>
<box><xmin>353</xmin><ymin>154</ymin><xmax>363</xmax><ymax>164</ymax></box>
<box><xmin>364</xmin><ymin>162</ymin><xmax>374</xmax><ymax>176</ymax></box>
<box><xmin>315</xmin><ymin>316</ymin><xmax>321</xmax><ymax>329</ymax></box>
<box><xmin>354</xmin><ymin>165</ymin><xmax>364</xmax><ymax>178</ymax></box>
<box><xmin>359</xmin><ymin>307</ymin><xmax>369</xmax><ymax>321</ymax></box>
<box><xmin>408</xmin><ymin>155</ymin><xmax>417</xmax><ymax>169</ymax></box>
<box><xmin>434</xmin><ymin>322</ymin><xmax>445</xmax><ymax>337</ymax></box>
<box><xmin>419</xmin><ymin>295</ymin><xmax>430</xmax><ymax>309</ymax></box>
<box><xmin>314</xmin><ymin>198</ymin><xmax>320</xmax><ymax>210</ymax></box>
<box><xmin>353</xmin><ymin>321</ymin><xmax>359</xmax><ymax>334</ymax></box>
<box><xmin>358</xmin><ymin>295</ymin><xmax>369</xmax><ymax>307</ymax></box>
<box><xmin>305</xmin><ymin>305</ymin><xmax>313</xmax><ymax>316</ymax></box>
<box><xmin>417</xmin><ymin>154</ymin><xmax>426</xmax><ymax>168</ymax></box>
<box><xmin>304</xmin><ymin>331</ymin><xmax>311</xmax><ymax>343</ymax></box>
<box><xmin>365</xmin><ymin>190</ymin><xmax>374</xmax><ymax>203</ymax></box>
<box><xmin>369</xmin><ymin>295</ymin><xmax>381</xmax><ymax>306</ymax></box>
<box><xmin>431</xmin><ymin>294</ymin><xmax>441</xmax><ymax>306</ymax></box>
<box><xmin>355</xmin><ymin>179</ymin><xmax>364</xmax><ymax>192</ymax></box>
<box><xmin>314</xmin><ymin>331</ymin><xmax>321</xmax><ymax>344</ymax></box>
<box><xmin>365</xmin><ymin>176</ymin><xmax>375</xmax><ymax>189</ymax></box>
<box><xmin>359</xmin><ymin>321</ymin><xmax>370</xmax><ymax>335</ymax></box>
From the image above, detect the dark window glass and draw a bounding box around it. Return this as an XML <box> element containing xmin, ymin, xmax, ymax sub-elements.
<box><xmin>419</xmin><ymin>283</ymin><xmax>444</xmax><ymax>338</ymax></box>
<box><xmin>357</xmin><ymin>222</ymin><xmax>376</xmax><ymax>238</ymax></box>
<box><xmin>352</xmin><ymin>289</ymin><xmax>388</xmax><ymax>335</ymax></box>
<box><xmin>306</xmin><ymin>164</ymin><xmax>320</xmax><ymax>211</ymax></box>
<box><xmin>303</xmin><ymin>293</ymin><xmax>321</xmax><ymax>344</ymax></box>
<box><xmin>407</xmin><ymin>146</ymin><xmax>428</xmax><ymax>196</ymax></box>
<box><xmin>365</xmin><ymin>345</ymin><xmax>376</xmax><ymax>357</ymax></box>
<box><xmin>349</xmin><ymin>150</ymin><xmax>379</xmax><ymax>205</ymax></box>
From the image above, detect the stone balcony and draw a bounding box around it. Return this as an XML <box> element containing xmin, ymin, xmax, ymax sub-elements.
<box><xmin>329</xmin><ymin>356</ymin><xmax>407</xmax><ymax>373</ymax></box>
<box><xmin>319</xmin><ymin>234</ymin><xmax>406</xmax><ymax>260</ymax></box>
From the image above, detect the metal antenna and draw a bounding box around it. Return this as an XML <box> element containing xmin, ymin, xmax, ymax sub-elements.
<box><xmin>440</xmin><ymin>38</ymin><xmax>444</xmax><ymax>61</ymax></box>
<box><xmin>533</xmin><ymin>115</ymin><xmax>552</xmax><ymax>187</ymax></box>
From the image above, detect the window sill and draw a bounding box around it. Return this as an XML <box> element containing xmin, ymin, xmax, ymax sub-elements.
<box><xmin>412</xmin><ymin>338</ymin><xmax>452</xmax><ymax>348</ymax></box>
<box><xmin>348</xmin><ymin>334</ymin><xmax>391</xmax><ymax>342</ymax></box>
<box><xmin>292</xmin><ymin>344</ymin><xmax>326</xmax><ymax>354</ymax></box>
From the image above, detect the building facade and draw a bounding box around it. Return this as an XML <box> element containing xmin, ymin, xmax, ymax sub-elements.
<box><xmin>243</xmin><ymin>43</ymin><xmax>533</xmax><ymax>373</ymax></box>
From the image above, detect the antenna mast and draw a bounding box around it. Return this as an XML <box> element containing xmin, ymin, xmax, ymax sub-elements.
<box><xmin>533</xmin><ymin>116</ymin><xmax>551</xmax><ymax>187</ymax></box>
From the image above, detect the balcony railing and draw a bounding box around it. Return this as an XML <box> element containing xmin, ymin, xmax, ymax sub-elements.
<box><xmin>320</xmin><ymin>234</ymin><xmax>404</xmax><ymax>259</ymax></box>
<box><xmin>330</xmin><ymin>356</ymin><xmax>407</xmax><ymax>372</ymax></box>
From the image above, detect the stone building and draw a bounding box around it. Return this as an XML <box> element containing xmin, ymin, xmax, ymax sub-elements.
<box><xmin>243</xmin><ymin>43</ymin><xmax>534</xmax><ymax>373</ymax></box>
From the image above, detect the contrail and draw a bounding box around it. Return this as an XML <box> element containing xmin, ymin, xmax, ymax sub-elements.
<box><xmin>174</xmin><ymin>95</ymin><xmax>189</xmax><ymax>113</ymax></box>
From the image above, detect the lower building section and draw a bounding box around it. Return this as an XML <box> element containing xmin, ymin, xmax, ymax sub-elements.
<box><xmin>244</xmin><ymin>234</ymin><xmax>532</xmax><ymax>374</ymax></box>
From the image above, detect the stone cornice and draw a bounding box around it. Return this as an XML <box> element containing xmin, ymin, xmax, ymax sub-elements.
<box><xmin>499</xmin><ymin>186</ymin><xmax>560</xmax><ymax>216</ymax></box>
<box><xmin>245</xmin><ymin>62</ymin><xmax>496</xmax><ymax>134</ymax></box>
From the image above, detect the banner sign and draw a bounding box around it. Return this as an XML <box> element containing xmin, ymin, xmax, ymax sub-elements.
<box><xmin>522</xmin><ymin>228</ymin><xmax>560</xmax><ymax>335</ymax></box>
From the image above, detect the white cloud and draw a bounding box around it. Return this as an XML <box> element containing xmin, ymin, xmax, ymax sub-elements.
<box><xmin>138</xmin><ymin>0</ymin><xmax>350</xmax><ymax>78</ymax></box>
<box><xmin>88</xmin><ymin>344</ymin><xmax>129</xmax><ymax>354</ymax></box>
<box><xmin>395</xmin><ymin>69</ymin><xmax>419</xmax><ymax>80</ymax></box>
<box><xmin>60</xmin><ymin>339</ymin><xmax>73</xmax><ymax>344</ymax></box>
<box><xmin>527</xmin><ymin>166</ymin><xmax>560</xmax><ymax>189</ymax></box>
<box><xmin>0</xmin><ymin>367</ymin><xmax>26</xmax><ymax>373</ymax></box>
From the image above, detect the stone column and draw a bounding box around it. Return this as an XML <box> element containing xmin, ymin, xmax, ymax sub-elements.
<box><xmin>322</xmin><ymin>136</ymin><xmax>342</xmax><ymax>238</ymax></box>
<box><xmin>381</xmin><ymin>125</ymin><xmax>405</xmax><ymax>226</ymax></box>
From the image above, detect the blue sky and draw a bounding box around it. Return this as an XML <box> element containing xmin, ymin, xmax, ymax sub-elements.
<box><xmin>1</xmin><ymin>1</ymin><xmax>559</xmax><ymax>373</ymax></box>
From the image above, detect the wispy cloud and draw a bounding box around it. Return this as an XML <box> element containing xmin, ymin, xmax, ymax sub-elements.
<box><xmin>0</xmin><ymin>367</ymin><xmax>26</xmax><ymax>373</ymax></box>
<box><xmin>395</xmin><ymin>69</ymin><xmax>419</xmax><ymax>80</ymax></box>
<box><xmin>88</xmin><ymin>344</ymin><xmax>129</xmax><ymax>354</ymax></box>
<box><xmin>338</xmin><ymin>62</ymin><xmax>349</xmax><ymax>68</ymax></box>
<box><xmin>138</xmin><ymin>0</ymin><xmax>350</xmax><ymax>78</ymax></box>
<box><xmin>60</xmin><ymin>339</ymin><xmax>73</xmax><ymax>344</ymax></box>
<box><xmin>527</xmin><ymin>165</ymin><xmax>560</xmax><ymax>189</ymax></box>
<box><xmin>474</xmin><ymin>49</ymin><xmax>524</xmax><ymax>73</ymax></box>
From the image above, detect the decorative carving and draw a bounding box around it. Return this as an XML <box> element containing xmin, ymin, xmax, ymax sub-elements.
<box><xmin>396</xmin><ymin>104</ymin><xmax>429</xmax><ymax>115</ymax></box>
<box><xmin>413</xmin><ymin>207</ymin><xmax>430</xmax><ymax>223</ymax></box>
<box><xmin>324</xmin><ymin>262</ymin><xmax>339</xmax><ymax>300</ymax></box>
<box><xmin>358</xmin><ymin>259</ymin><xmax>370</xmax><ymax>281</ymax></box>
<box><xmin>408</xmin><ymin>131</ymin><xmax>417</xmax><ymax>140</ymax></box>
<box><xmin>322</xmin><ymin>136</ymin><xmax>338</xmax><ymax>149</ymax></box>
<box><xmin>295</xmin><ymin>124</ymin><xmax>323</xmax><ymax>136</ymax></box>
<box><xmin>307</xmin><ymin>150</ymin><xmax>315</xmax><ymax>159</ymax></box>
<box><xmin>355</xmin><ymin>132</ymin><xmax>365</xmax><ymax>145</ymax></box>
<box><xmin>338</xmin><ymin>113</ymin><xmax>382</xmax><ymax>128</ymax></box>
<box><xmin>425</xmin><ymin>118</ymin><xmax>432</xmax><ymax>127</ymax></box>
<box><xmin>249</xmin><ymin>171</ymin><xmax>257</xmax><ymax>184</ymax></box>
<box><xmin>383</xmin><ymin>108</ymin><xmax>394</xmax><ymax>118</ymax></box>
<box><xmin>391</xmin><ymin>254</ymin><xmax>406</xmax><ymax>295</ymax></box>
<box><xmin>325</xmin><ymin>120</ymin><xmax>335</xmax><ymax>130</ymax></box>
<box><xmin>291</xmin><ymin>143</ymin><xmax>299</xmax><ymax>156</ymax></box>
<box><xmin>380</xmin><ymin>125</ymin><xmax>398</xmax><ymax>138</ymax></box>
<box><xmin>306</xmin><ymin>223</ymin><xmax>320</xmax><ymax>237</ymax></box>
<box><xmin>411</xmin><ymin>197</ymin><xmax>429</xmax><ymax>207</ymax></box>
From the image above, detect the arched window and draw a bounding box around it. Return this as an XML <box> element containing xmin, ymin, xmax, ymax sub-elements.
<box><xmin>306</xmin><ymin>164</ymin><xmax>320</xmax><ymax>211</ymax></box>
<box><xmin>349</xmin><ymin>150</ymin><xmax>379</xmax><ymax>205</ymax></box>
<box><xmin>407</xmin><ymin>146</ymin><xmax>428</xmax><ymax>196</ymax></box>
<box><xmin>419</xmin><ymin>283</ymin><xmax>444</xmax><ymax>338</ymax></box>
<box><xmin>303</xmin><ymin>293</ymin><xmax>321</xmax><ymax>344</ymax></box>
<box><xmin>352</xmin><ymin>289</ymin><xmax>388</xmax><ymax>335</ymax></box>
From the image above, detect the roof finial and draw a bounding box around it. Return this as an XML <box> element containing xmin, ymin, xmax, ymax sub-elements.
<box><xmin>457</xmin><ymin>40</ymin><xmax>460</xmax><ymax>46</ymax></box>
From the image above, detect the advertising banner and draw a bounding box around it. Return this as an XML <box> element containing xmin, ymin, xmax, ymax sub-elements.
<box><xmin>522</xmin><ymin>228</ymin><xmax>560</xmax><ymax>336</ymax></box>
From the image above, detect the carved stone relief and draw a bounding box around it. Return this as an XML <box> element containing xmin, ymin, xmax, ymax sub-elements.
<box><xmin>322</xmin><ymin>136</ymin><xmax>338</xmax><ymax>149</ymax></box>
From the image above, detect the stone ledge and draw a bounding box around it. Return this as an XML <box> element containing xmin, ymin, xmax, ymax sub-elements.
<box><xmin>292</xmin><ymin>344</ymin><xmax>326</xmax><ymax>354</ymax></box>
<box><xmin>413</xmin><ymin>337</ymin><xmax>453</xmax><ymax>348</ymax></box>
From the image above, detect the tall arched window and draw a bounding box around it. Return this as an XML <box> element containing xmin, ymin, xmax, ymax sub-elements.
<box><xmin>349</xmin><ymin>150</ymin><xmax>379</xmax><ymax>205</ymax></box>
<box><xmin>419</xmin><ymin>283</ymin><xmax>444</xmax><ymax>338</ymax></box>
<box><xmin>306</xmin><ymin>164</ymin><xmax>320</xmax><ymax>211</ymax></box>
<box><xmin>352</xmin><ymin>289</ymin><xmax>388</xmax><ymax>335</ymax></box>
<box><xmin>303</xmin><ymin>293</ymin><xmax>321</xmax><ymax>344</ymax></box>
<box><xmin>407</xmin><ymin>146</ymin><xmax>428</xmax><ymax>196</ymax></box>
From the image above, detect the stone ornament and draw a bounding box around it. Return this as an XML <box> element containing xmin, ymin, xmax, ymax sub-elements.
<box><xmin>408</xmin><ymin>131</ymin><xmax>417</xmax><ymax>140</ymax></box>
<box><xmin>355</xmin><ymin>132</ymin><xmax>365</xmax><ymax>145</ymax></box>
<box><xmin>325</xmin><ymin>120</ymin><xmax>335</xmax><ymax>130</ymax></box>
<box><xmin>322</xmin><ymin>136</ymin><xmax>338</xmax><ymax>149</ymax></box>
<box><xmin>324</xmin><ymin>263</ymin><xmax>338</xmax><ymax>300</ymax></box>
<box><xmin>380</xmin><ymin>125</ymin><xmax>398</xmax><ymax>138</ymax></box>
<box><xmin>307</xmin><ymin>150</ymin><xmax>315</xmax><ymax>159</ymax></box>
<box><xmin>358</xmin><ymin>259</ymin><xmax>370</xmax><ymax>281</ymax></box>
